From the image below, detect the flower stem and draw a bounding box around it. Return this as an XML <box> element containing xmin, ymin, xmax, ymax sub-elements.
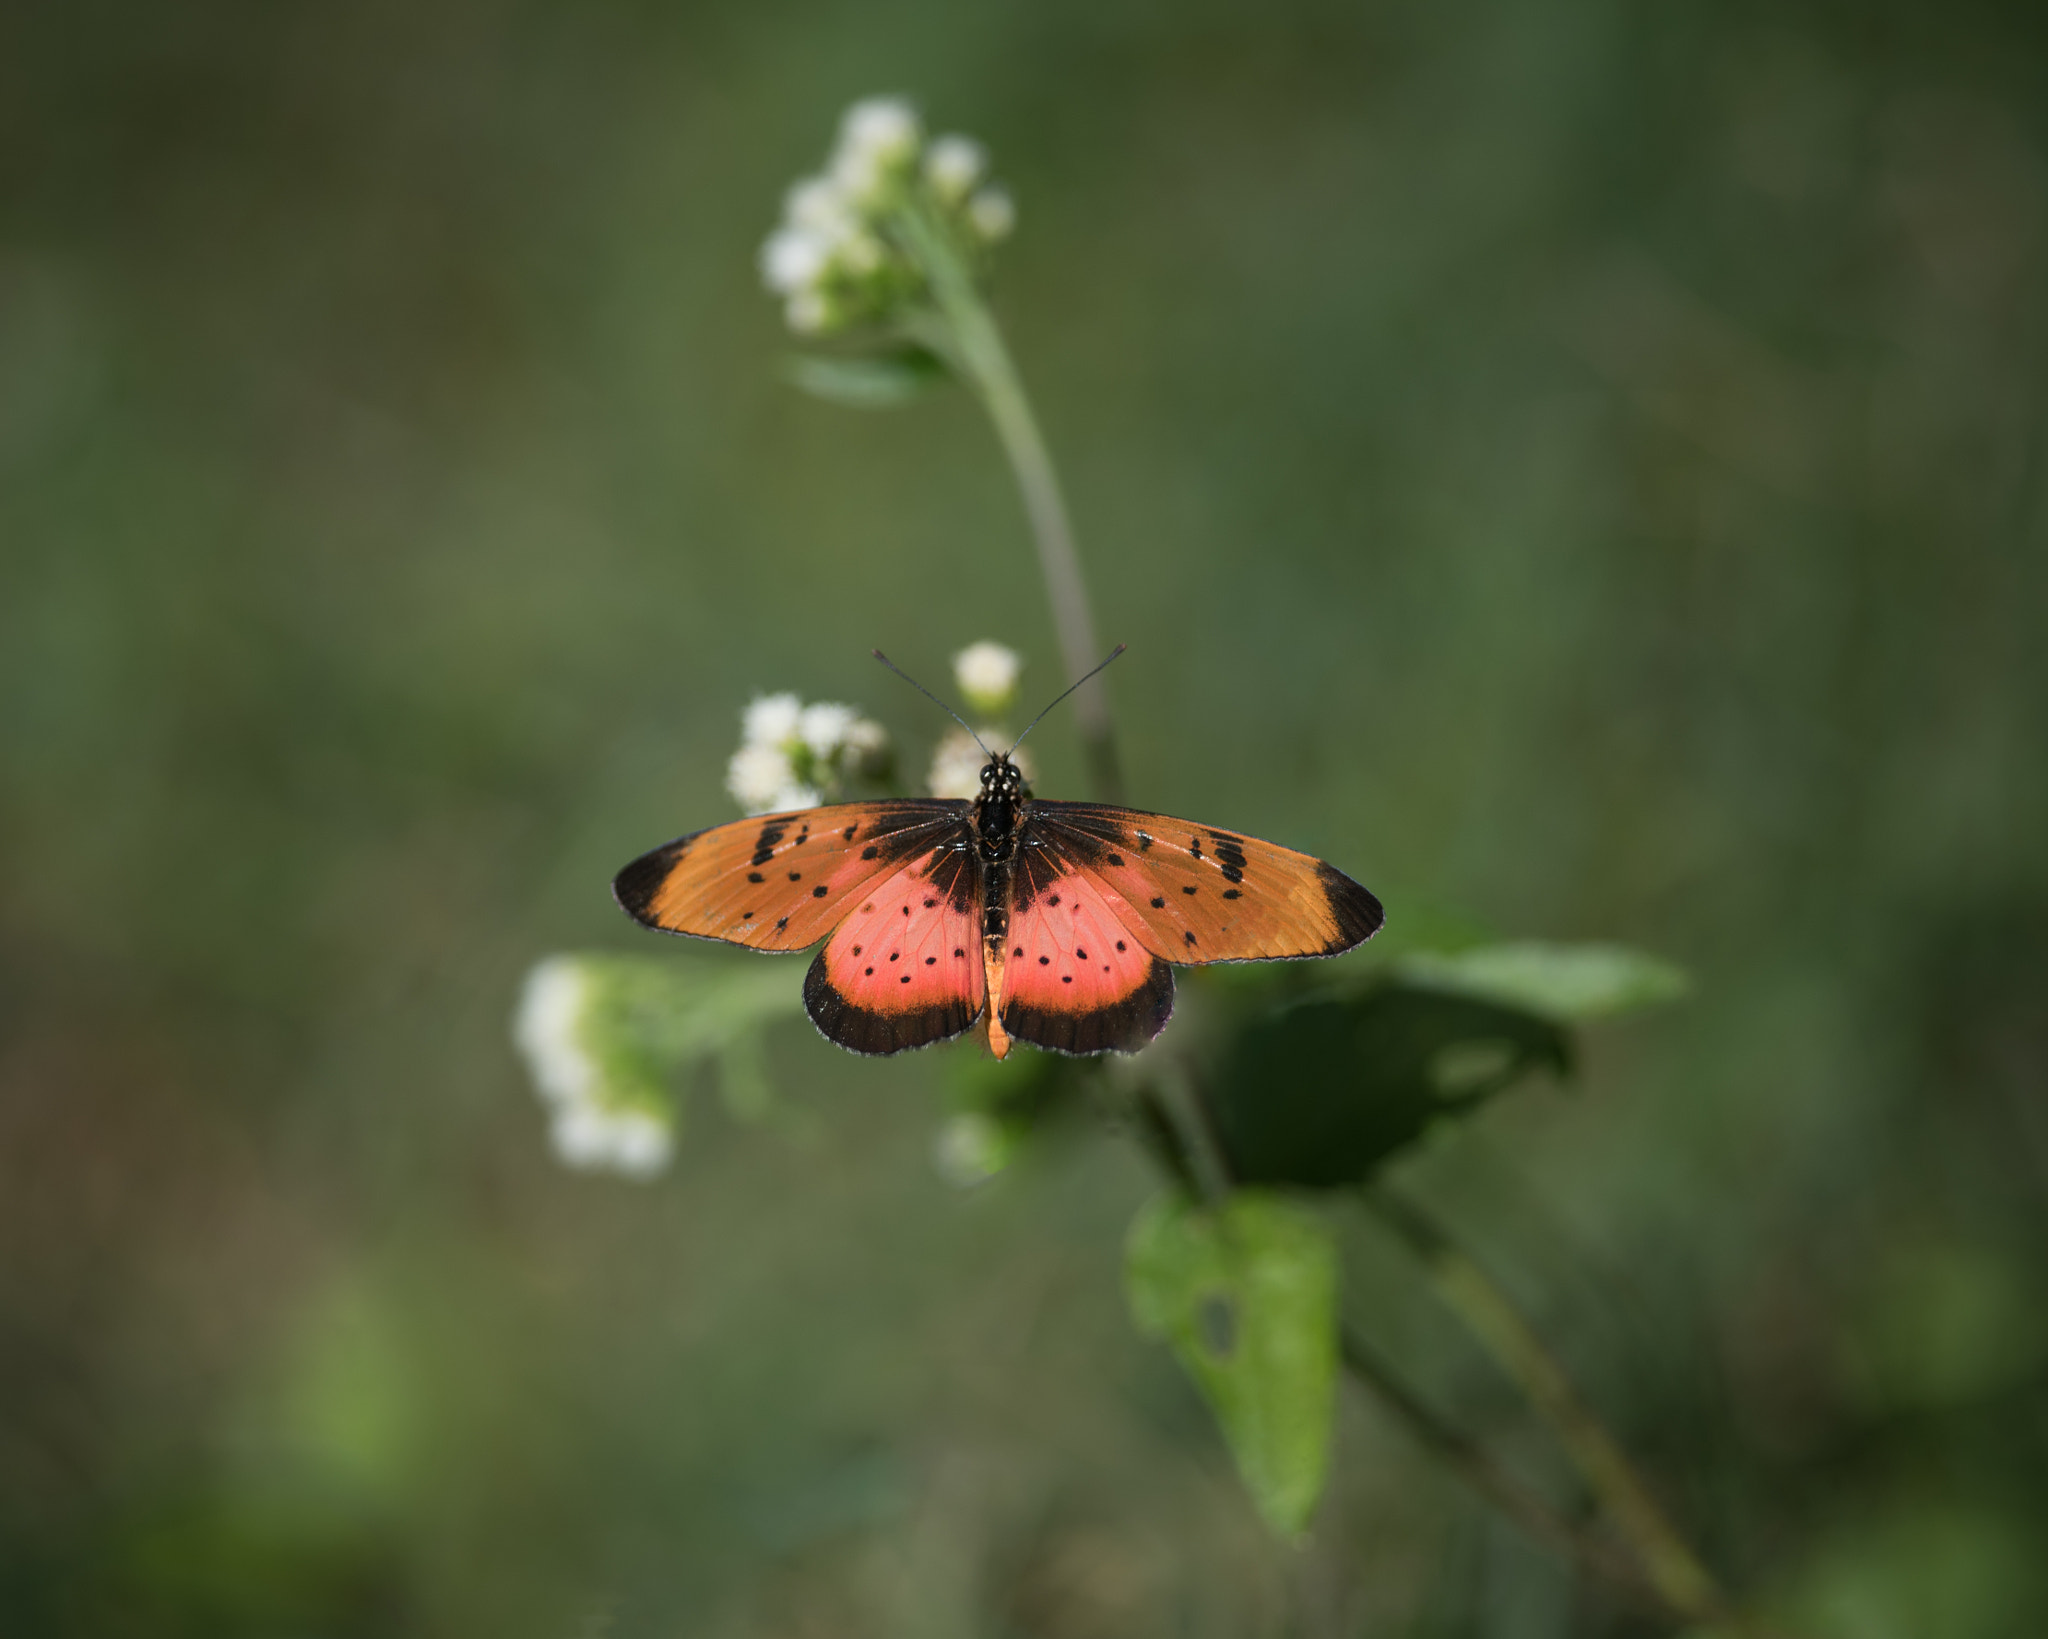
<box><xmin>1121</xmin><ymin>1065</ymin><xmax>1681</xmax><ymax>1615</ymax></box>
<box><xmin>1365</xmin><ymin>1186</ymin><xmax>1738</xmax><ymax>1628</ymax></box>
<box><xmin>895</xmin><ymin>204</ymin><xmax>1125</xmax><ymax>801</ymax></box>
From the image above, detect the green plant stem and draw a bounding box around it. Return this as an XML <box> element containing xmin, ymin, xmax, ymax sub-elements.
<box><xmin>1366</xmin><ymin>1186</ymin><xmax>1731</xmax><ymax>1627</ymax></box>
<box><xmin>1337</xmin><ymin>1322</ymin><xmax>1660</xmax><ymax>1609</ymax></box>
<box><xmin>896</xmin><ymin>204</ymin><xmax>1124</xmax><ymax>801</ymax></box>
<box><xmin>1126</xmin><ymin>1062</ymin><xmax>1675</xmax><ymax>1612</ymax></box>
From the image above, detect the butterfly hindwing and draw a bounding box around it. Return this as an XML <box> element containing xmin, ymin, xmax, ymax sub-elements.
<box><xmin>1022</xmin><ymin>802</ymin><xmax>1383</xmax><ymax>964</ymax></box>
<box><xmin>803</xmin><ymin>848</ymin><xmax>986</xmax><ymax>1054</ymax></box>
<box><xmin>995</xmin><ymin>842</ymin><xmax>1174</xmax><ymax>1055</ymax></box>
<box><xmin>613</xmin><ymin>799</ymin><xmax>971</xmax><ymax>951</ymax></box>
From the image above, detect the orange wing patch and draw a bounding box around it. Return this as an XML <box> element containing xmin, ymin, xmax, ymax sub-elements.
<box><xmin>614</xmin><ymin>800</ymin><xmax>970</xmax><ymax>951</ymax></box>
<box><xmin>1023</xmin><ymin>803</ymin><xmax>1382</xmax><ymax>965</ymax></box>
<box><xmin>802</xmin><ymin>850</ymin><xmax>986</xmax><ymax>1054</ymax></box>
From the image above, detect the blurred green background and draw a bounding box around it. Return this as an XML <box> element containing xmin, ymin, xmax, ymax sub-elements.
<box><xmin>5</xmin><ymin>0</ymin><xmax>2047</xmax><ymax>1633</ymax></box>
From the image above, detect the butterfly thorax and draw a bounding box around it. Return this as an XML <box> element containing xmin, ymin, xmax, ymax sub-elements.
<box><xmin>971</xmin><ymin>754</ymin><xmax>1027</xmax><ymax>865</ymax></box>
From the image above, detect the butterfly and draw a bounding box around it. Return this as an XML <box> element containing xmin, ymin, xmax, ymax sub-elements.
<box><xmin>614</xmin><ymin>652</ymin><xmax>1383</xmax><ymax>1059</ymax></box>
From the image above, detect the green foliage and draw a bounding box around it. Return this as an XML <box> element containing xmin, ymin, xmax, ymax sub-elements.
<box><xmin>785</xmin><ymin>347</ymin><xmax>951</xmax><ymax>408</ymax></box>
<box><xmin>1200</xmin><ymin>973</ymin><xmax>1572</xmax><ymax>1188</ymax></box>
<box><xmin>1396</xmin><ymin>942</ymin><xmax>1690</xmax><ymax>1022</ymax></box>
<box><xmin>1124</xmin><ymin>1191</ymin><xmax>1339</xmax><ymax>1538</ymax></box>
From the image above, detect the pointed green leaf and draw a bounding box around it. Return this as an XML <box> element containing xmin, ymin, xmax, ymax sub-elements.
<box><xmin>1398</xmin><ymin>942</ymin><xmax>1689</xmax><ymax>1022</ymax></box>
<box><xmin>785</xmin><ymin>347</ymin><xmax>950</xmax><ymax>408</ymax></box>
<box><xmin>1125</xmin><ymin>1191</ymin><xmax>1338</xmax><ymax>1538</ymax></box>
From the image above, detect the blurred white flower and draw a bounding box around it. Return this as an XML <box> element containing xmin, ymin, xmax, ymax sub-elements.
<box><xmin>798</xmin><ymin>700</ymin><xmax>860</xmax><ymax>756</ymax></box>
<box><xmin>844</xmin><ymin>715</ymin><xmax>889</xmax><ymax>756</ymax></box>
<box><xmin>760</xmin><ymin>227</ymin><xmax>828</xmax><ymax>296</ymax></box>
<box><xmin>516</xmin><ymin>957</ymin><xmax>596</xmax><ymax>1110</ymax></box>
<box><xmin>742</xmin><ymin>692</ymin><xmax>803</xmax><ymax>747</ymax></box>
<box><xmin>953</xmin><ymin>640</ymin><xmax>1022</xmax><ymax>716</ymax></box>
<box><xmin>783</xmin><ymin>174</ymin><xmax>850</xmax><ymax>233</ymax></box>
<box><xmin>550</xmin><ymin>1101</ymin><xmax>674</xmax><ymax>1179</ymax></box>
<box><xmin>727</xmin><ymin>743</ymin><xmax>797</xmax><ymax>813</ymax></box>
<box><xmin>785</xmin><ymin>291</ymin><xmax>832</xmax><ymax>334</ymax></box>
<box><xmin>967</xmin><ymin>186</ymin><xmax>1016</xmax><ymax>242</ymax></box>
<box><xmin>832</xmin><ymin>97</ymin><xmax>923</xmax><ymax>204</ymax></box>
<box><xmin>927</xmin><ymin>727</ymin><xmax>991</xmax><ymax>800</ymax></box>
<box><xmin>932</xmin><ymin>1111</ymin><xmax>1011</xmax><ymax>1187</ymax></box>
<box><xmin>514</xmin><ymin>958</ymin><xmax>674</xmax><ymax>1181</ymax></box>
<box><xmin>766</xmin><ymin>782</ymin><xmax>821</xmax><ymax>813</ymax></box>
<box><xmin>760</xmin><ymin>98</ymin><xmax>1017</xmax><ymax>339</ymax></box>
<box><xmin>924</xmin><ymin>134</ymin><xmax>987</xmax><ymax>202</ymax></box>
<box><xmin>841</xmin><ymin>95</ymin><xmax>922</xmax><ymax>154</ymax></box>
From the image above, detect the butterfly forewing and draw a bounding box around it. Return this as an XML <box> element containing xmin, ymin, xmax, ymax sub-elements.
<box><xmin>614</xmin><ymin>799</ymin><xmax>971</xmax><ymax>950</ymax></box>
<box><xmin>1021</xmin><ymin>803</ymin><xmax>1383</xmax><ymax>964</ymax></box>
<box><xmin>803</xmin><ymin>850</ymin><xmax>986</xmax><ymax>1054</ymax></box>
<box><xmin>996</xmin><ymin>842</ymin><xmax>1174</xmax><ymax>1054</ymax></box>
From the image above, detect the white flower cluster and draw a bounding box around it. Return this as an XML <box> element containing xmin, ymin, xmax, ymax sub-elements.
<box><xmin>759</xmin><ymin>96</ymin><xmax>1018</xmax><ymax>337</ymax></box>
<box><xmin>514</xmin><ymin>958</ymin><xmax>673</xmax><ymax>1180</ymax></box>
<box><xmin>726</xmin><ymin>691</ymin><xmax>891</xmax><ymax>816</ymax></box>
<box><xmin>925</xmin><ymin>641</ymin><xmax>1031</xmax><ymax>799</ymax></box>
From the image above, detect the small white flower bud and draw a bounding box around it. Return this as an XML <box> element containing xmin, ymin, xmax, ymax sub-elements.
<box><xmin>832</xmin><ymin>96</ymin><xmax>923</xmax><ymax>207</ymax></box>
<box><xmin>741</xmin><ymin>692</ymin><xmax>803</xmax><ymax>747</ymax></box>
<box><xmin>953</xmin><ymin>640</ymin><xmax>1022</xmax><ymax>715</ymax></box>
<box><xmin>833</xmin><ymin>231</ymin><xmax>885</xmax><ymax>276</ymax></box>
<box><xmin>797</xmin><ymin>701</ymin><xmax>859</xmax><ymax>757</ymax></box>
<box><xmin>515</xmin><ymin>958</ymin><xmax>596</xmax><ymax>1110</ymax></box>
<box><xmin>838</xmin><ymin>97</ymin><xmax>922</xmax><ymax>165</ymax></box>
<box><xmin>924</xmin><ymin>134</ymin><xmax>987</xmax><ymax>202</ymax></box>
<box><xmin>765</xmin><ymin>782</ymin><xmax>821</xmax><ymax>814</ymax></box>
<box><xmin>842</xmin><ymin>716</ymin><xmax>892</xmax><ymax>778</ymax></box>
<box><xmin>785</xmin><ymin>290</ymin><xmax>833</xmax><ymax>335</ymax></box>
<box><xmin>551</xmin><ymin>1103</ymin><xmax>673</xmax><ymax>1178</ymax></box>
<box><xmin>760</xmin><ymin>227</ymin><xmax>828</xmax><ymax>295</ymax></box>
<box><xmin>967</xmin><ymin>186</ymin><xmax>1015</xmax><ymax>242</ymax></box>
<box><xmin>727</xmin><ymin>743</ymin><xmax>797</xmax><ymax>813</ymax></box>
<box><xmin>926</xmin><ymin>728</ymin><xmax>988</xmax><ymax>801</ymax></box>
<box><xmin>783</xmin><ymin>174</ymin><xmax>850</xmax><ymax>233</ymax></box>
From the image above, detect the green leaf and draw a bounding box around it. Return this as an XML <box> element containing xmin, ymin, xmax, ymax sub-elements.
<box><xmin>1200</xmin><ymin>980</ymin><xmax>1570</xmax><ymax>1189</ymax></box>
<box><xmin>785</xmin><ymin>347</ymin><xmax>950</xmax><ymax>408</ymax></box>
<box><xmin>1397</xmin><ymin>941</ymin><xmax>1690</xmax><ymax>1021</ymax></box>
<box><xmin>1125</xmin><ymin>1191</ymin><xmax>1338</xmax><ymax>1538</ymax></box>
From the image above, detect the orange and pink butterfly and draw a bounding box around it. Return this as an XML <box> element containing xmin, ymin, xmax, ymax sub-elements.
<box><xmin>616</xmin><ymin>649</ymin><xmax>1382</xmax><ymax>1058</ymax></box>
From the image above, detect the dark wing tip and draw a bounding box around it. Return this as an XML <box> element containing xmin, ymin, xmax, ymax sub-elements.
<box><xmin>1316</xmin><ymin>861</ymin><xmax>1385</xmax><ymax>954</ymax></box>
<box><xmin>802</xmin><ymin>949</ymin><xmax>981</xmax><ymax>1056</ymax></box>
<box><xmin>1002</xmin><ymin>958</ymin><xmax>1175</xmax><ymax>1056</ymax></box>
<box><xmin>612</xmin><ymin>834</ymin><xmax>696</xmax><ymax>929</ymax></box>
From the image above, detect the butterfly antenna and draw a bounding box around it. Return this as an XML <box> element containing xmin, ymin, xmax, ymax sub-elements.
<box><xmin>1007</xmin><ymin>643</ymin><xmax>1127</xmax><ymax>758</ymax></box>
<box><xmin>870</xmin><ymin>650</ymin><xmax>995</xmax><ymax>759</ymax></box>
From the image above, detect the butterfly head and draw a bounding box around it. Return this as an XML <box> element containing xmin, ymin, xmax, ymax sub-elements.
<box><xmin>978</xmin><ymin>753</ymin><xmax>1025</xmax><ymax>801</ymax></box>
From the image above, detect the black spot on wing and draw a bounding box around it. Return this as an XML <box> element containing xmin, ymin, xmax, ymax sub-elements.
<box><xmin>803</xmin><ymin>948</ymin><xmax>979</xmax><ymax>1056</ymax></box>
<box><xmin>1001</xmin><ymin>957</ymin><xmax>1173</xmax><ymax>1056</ymax></box>
<box><xmin>1211</xmin><ymin>835</ymin><xmax>1248</xmax><ymax>883</ymax></box>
